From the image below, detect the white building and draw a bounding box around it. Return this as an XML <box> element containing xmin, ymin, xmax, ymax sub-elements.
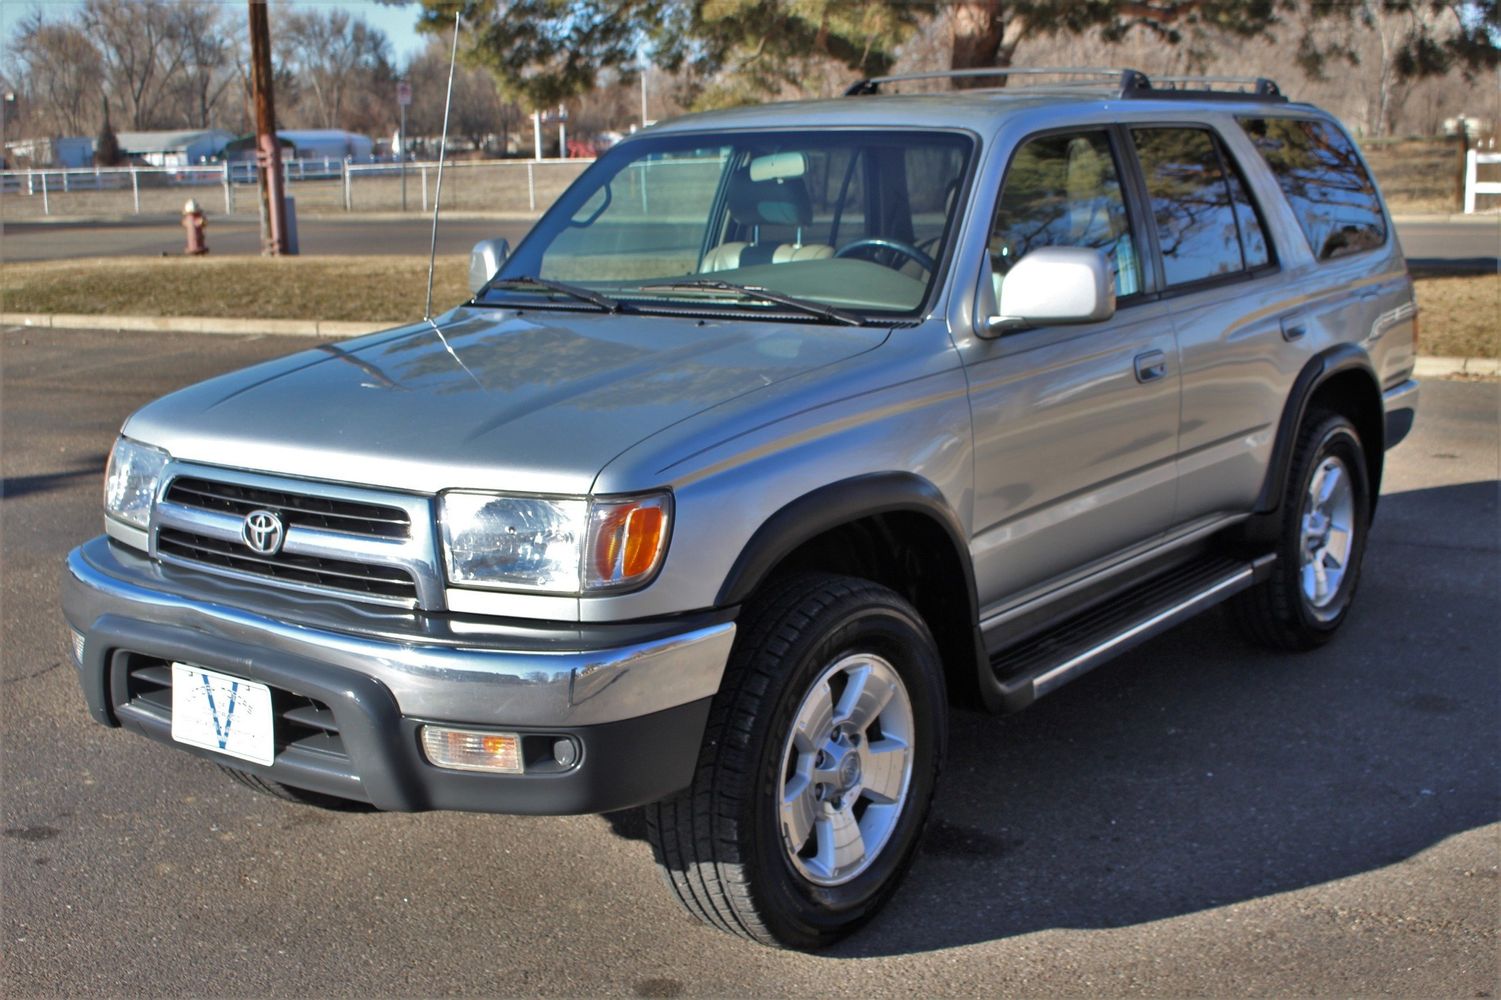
<box><xmin>275</xmin><ymin>130</ymin><xmax>374</xmax><ymax>163</ymax></box>
<box><xmin>116</xmin><ymin>129</ymin><xmax>235</xmax><ymax>167</ymax></box>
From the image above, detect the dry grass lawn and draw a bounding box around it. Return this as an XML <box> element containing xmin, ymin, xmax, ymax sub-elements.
<box><xmin>1414</xmin><ymin>273</ymin><xmax>1500</xmax><ymax>359</ymax></box>
<box><xmin>1</xmin><ymin>255</ymin><xmax>469</xmax><ymax>324</ymax></box>
<box><xmin>1</xmin><ymin>257</ymin><xmax>1495</xmax><ymax>358</ymax></box>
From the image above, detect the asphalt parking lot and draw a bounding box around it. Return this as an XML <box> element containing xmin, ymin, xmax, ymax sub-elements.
<box><xmin>1</xmin><ymin>327</ymin><xmax>1497</xmax><ymax>997</ymax></box>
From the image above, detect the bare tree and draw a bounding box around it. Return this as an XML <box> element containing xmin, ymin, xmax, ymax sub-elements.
<box><xmin>167</xmin><ymin>2</ymin><xmax>241</xmax><ymax>130</ymax></box>
<box><xmin>405</xmin><ymin>34</ymin><xmax>520</xmax><ymax>153</ymax></box>
<box><xmin>7</xmin><ymin>12</ymin><xmax>103</xmax><ymax>136</ymax></box>
<box><xmin>79</xmin><ymin>0</ymin><xmax>190</xmax><ymax>130</ymax></box>
<box><xmin>281</xmin><ymin>8</ymin><xmax>394</xmax><ymax>129</ymax></box>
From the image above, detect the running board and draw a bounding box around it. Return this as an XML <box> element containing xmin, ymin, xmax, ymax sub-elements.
<box><xmin>990</xmin><ymin>553</ymin><xmax>1275</xmax><ymax>712</ymax></box>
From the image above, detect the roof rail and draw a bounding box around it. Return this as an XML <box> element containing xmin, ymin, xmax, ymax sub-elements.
<box><xmin>1131</xmin><ymin>74</ymin><xmax>1285</xmax><ymax>101</ymax></box>
<box><xmin>844</xmin><ymin>67</ymin><xmax>1148</xmax><ymax>97</ymax></box>
<box><xmin>844</xmin><ymin>67</ymin><xmax>1286</xmax><ymax>103</ymax></box>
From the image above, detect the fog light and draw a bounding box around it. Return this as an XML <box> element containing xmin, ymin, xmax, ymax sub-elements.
<box><xmin>420</xmin><ymin>726</ymin><xmax>523</xmax><ymax>774</ymax></box>
<box><xmin>68</xmin><ymin>628</ymin><xmax>86</xmax><ymax>666</ymax></box>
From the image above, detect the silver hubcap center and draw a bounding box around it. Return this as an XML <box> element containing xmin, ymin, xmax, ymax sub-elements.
<box><xmin>778</xmin><ymin>653</ymin><xmax>915</xmax><ymax>887</ymax></box>
<box><xmin>1298</xmin><ymin>454</ymin><xmax>1356</xmax><ymax>614</ymax></box>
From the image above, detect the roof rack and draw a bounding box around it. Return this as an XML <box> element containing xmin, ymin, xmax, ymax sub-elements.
<box><xmin>843</xmin><ymin>67</ymin><xmax>1286</xmax><ymax>103</ymax></box>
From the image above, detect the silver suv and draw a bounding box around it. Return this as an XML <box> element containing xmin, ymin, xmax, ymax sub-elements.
<box><xmin>62</xmin><ymin>68</ymin><xmax>1419</xmax><ymax>949</ymax></box>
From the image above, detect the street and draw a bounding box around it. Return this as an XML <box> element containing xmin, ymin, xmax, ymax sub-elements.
<box><xmin>1</xmin><ymin>215</ymin><xmax>537</xmax><ymax>262</ymax></box>
<box><xmin>3</xmin><ymin>213</ymin><xmax>1497</xmax><ymax>275</ymax></box>
<box><xmin>1</xmin><ymin>327</ymin><xmax>1497</xmax><ymax>996</ymax></box>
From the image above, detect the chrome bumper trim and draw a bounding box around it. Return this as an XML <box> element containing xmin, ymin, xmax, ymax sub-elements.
<box><xmin>63</xmin><ymin>541</ymin><xmax>735</xmax><ymax>728</ymax></box>
<box><xmin>1382</xmin><ymin>377</ymin><xmax>1419</xmax><ymax>410</ymax></box>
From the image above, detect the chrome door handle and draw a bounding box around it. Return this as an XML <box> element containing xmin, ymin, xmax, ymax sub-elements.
<box><xmin>1133</xmin><ymin>350</ymin><xmax>1168</xmax><ymax>383</ymax></box>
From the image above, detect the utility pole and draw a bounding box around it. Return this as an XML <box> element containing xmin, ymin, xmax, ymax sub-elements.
<box><xmin>397</xmin><ymin>80</ymin><xmax>412</xmax><ymax>211</ymax></box>
<box><xmin>248</xmin><ymin>0</ymin><xmax>289</xmax><ymax>255</ymax></box>
<box><xmin>640</xmin><ymin>68</ymin><xmax>648</xmax><ymax>129</ymax></box>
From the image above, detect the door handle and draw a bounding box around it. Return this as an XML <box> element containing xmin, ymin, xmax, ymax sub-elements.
<box><xmin>1281</xmin><ymin>317</ymin><xmax>1307</xmax><ymax>341</ymax></box>
<box><xmin>1133</xmin><ymin>350</ymin><xmax>1168</xmax><ymax>383</ymax></box>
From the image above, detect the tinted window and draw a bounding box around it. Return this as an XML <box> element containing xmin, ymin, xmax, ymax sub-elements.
<box><xmin>1131</xmin><ymin>127</ymin><xmax>1248</xmax><ymax>287</ymax></box>
<box><xmin>1239</xmin><ymin>117</ymin><xmax>1387</xmax><ymax>260</ymax></box>
<box><xmin>991</xmin><ymin>131</ymin><xmax>1142</xmax><ymax>297</ymax></box>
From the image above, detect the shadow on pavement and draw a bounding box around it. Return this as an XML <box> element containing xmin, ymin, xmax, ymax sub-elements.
<box><xmin>1407</xmin><ymin>257</ymin><xmax>1500</xmax><ymax>277</ymax></box>
<box><xmin>605</xmin><ymin>480</ymin><xmax>1500</xmax><ymax>956</ymax></box>
<box><xmin>0</xmin><ymin>454</ymin><xmax>108</xmax><ymax>501</ymax></box>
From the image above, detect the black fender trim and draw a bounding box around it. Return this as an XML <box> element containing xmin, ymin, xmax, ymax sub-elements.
<box><xmin>716</xmin><ymin>472</ymin><xmax>973</xmax><ymax>608</ymax></box>
<box><xmin>1254</xmin><ymin>343</ymin><xmax>1383</xmax><ymax>515</ymax></box>
<box><xmin>715</xmin><ymin>473</ymin><xmax>991</xmax><ymax>707</ymax></box>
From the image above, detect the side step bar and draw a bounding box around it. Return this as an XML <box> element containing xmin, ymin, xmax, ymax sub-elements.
<box><xmin>990</xmin><ymin>553</ymin><xmax>1276</xmax><ymax>712</ymax></box>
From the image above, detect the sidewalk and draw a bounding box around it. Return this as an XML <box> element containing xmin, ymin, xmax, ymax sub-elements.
<box><xmin>2</xmin><ymin>310</ymin><xmax>1493</xmax><ymax>377</ymax></box>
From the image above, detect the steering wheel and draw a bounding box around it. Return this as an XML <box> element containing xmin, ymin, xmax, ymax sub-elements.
<box><xmin>834</xmin><ymin>237</ymin><xmax>936</xmax><ymax>273</ymax></box>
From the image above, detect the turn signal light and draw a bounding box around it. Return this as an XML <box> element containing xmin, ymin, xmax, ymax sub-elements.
<box><xmin>586</xmin><ymin>494</ymin><xmax>671</xmax><ymax>590</ymax></box>
<box><xmin>420</xmin><ymin>726</ymin><xmax>522</xmax><ymax>773</ymax></box>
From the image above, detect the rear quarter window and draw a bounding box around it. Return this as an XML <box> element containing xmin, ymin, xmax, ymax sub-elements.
<box><xmin>1238</xmin><ymin>117</ymin><xmax>1387</xmax><ymax>261</ymax></box>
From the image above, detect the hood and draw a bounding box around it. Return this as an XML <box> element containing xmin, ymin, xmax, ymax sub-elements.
<box><xmin>124</xmin><ymin>307</ymin><xmax>887</xmax><ymax>495</ymax></box>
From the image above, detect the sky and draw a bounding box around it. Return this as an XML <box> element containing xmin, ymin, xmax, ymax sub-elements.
<box><xmin>3</xmin><ymin>0</ymin><xmax>431</xmax><ymax>67</ymax></box>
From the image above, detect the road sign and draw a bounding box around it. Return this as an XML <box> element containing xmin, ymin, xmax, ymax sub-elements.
<box><xmin>396</xmin><ymin>81</ymin><xmax>412</xmax><ymax>107</ymax></box>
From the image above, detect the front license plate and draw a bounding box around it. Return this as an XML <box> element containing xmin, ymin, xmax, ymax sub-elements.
<box><xmin>170</xmin><ymin>664</ymin><xmax>275</xmax><ymax>766</ymax></box>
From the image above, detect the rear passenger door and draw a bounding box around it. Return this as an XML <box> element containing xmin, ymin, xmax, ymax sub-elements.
<box><xmin>964</xmin><ymin>128</ymin><xmax>1180</xmax><ymax>610</ymax></box>
<box><xmin>1124</xmin><ymin>123</ymin><xmax>1295</xmax><ymax>527</ymax></box>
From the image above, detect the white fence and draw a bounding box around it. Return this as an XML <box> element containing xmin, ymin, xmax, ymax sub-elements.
<box><xmin>0</xmin><ymin>157</ymin><xmax>595</xmax><ymax>219</ymax></box>
<box><xmin>1463</xmin><ymin>150</ymin><xmax>1501</xmax><ymax>214</ymax></box>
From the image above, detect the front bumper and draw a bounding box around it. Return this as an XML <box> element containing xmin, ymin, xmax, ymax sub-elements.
<box><xmin>62</xmin><ymin>536</ymin><xmax>736</xmax><ymax>814</ymax></box>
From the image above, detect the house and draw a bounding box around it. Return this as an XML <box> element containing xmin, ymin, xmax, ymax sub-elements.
<box><xmin>3</xmin><ymin>136</ymin><xmax>95</xmax><ymax>168</ymax></box>
<box><xmin>224</xmin><ymin>129</ymin><xmax>374</xmax><ymax>164</ymax></box>
<box><xmin>116</xmin><ymin>129</ymin><xmax>235</xmax><ymax>167</ymax></box>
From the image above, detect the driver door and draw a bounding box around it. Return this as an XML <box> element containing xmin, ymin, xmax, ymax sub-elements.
<box><xmin>962</xmin><ymin>127</ymin><xmax>1181</xmax><ymax>615</ymax></box>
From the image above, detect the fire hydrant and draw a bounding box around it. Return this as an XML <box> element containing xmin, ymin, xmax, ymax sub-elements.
<box><xmin>182</xmin><ymin>198</ymin><xmax>208</xmax><ymax>255</ymax></box>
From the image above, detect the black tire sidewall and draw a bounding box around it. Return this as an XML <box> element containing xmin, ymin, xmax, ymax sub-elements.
<box><xmin>744</xmin><ymin>588</ymin><xmax>945</xmax><ymax>945</ymax></box>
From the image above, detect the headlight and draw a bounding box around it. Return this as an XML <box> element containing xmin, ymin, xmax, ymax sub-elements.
<box><xmin>104</xmin><ymin>438</ymin><xmax>169</xmax><ymax>530</ymax></box>
<box><xmin>440</xmin><ymin>491</ymin><xmax>671</xmax><ymax>594</ymax></box>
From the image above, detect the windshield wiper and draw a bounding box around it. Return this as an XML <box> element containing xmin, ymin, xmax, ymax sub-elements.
<box><xmin>635</xmin><ymin>278</ymin><xmax>867</xmax><ymax>326</ymax></box>
<box><xmin>486</xmin><ymin>275</ymin><xmax>621</xmax><ymax>312</ymax></box>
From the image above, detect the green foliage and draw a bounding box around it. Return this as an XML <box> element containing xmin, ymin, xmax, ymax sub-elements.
<box><xmin>1302</xmin><ymin>0</ymin><xmax>1501</xmax><ymax>80</ymax></box>
<box><xmin>412</xmin><ymin>1</ymin><xmax>661</xmax><ymax>109</ymax></box>
<box><xmin>409</xmin><ymin>0</ymin><xmax>929</xmax><ymax>110</ymax></box>
<box><xmin>403</xmin><ymin>0</ymin><xmax>1498</xmax><ymax>113</ymax></box>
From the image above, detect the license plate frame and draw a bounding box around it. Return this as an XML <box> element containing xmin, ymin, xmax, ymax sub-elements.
<box><xmin>170</xmin><ymin>663</ymin><xmax>275</xmax><ymax>766</ymax></box>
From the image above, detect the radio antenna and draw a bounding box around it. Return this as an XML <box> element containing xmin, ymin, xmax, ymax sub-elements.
<box><xmin>424</xmin><ymin>10</ymin><xmax>462</xmax><ymax>322</ymax></box>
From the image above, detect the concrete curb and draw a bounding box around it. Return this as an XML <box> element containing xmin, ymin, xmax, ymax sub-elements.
<box><xmin>1</xmin><ymin>312</ymin><xmax>391</xmax><ymax>339</ymax></box>
<box><xmin>2</xmin><ymin>312</ymin><xmax>1496</xmax><ymax>375</ymax></box>
<box><xmin>1412</xmin><ymin>355</ymin><xmax>1501</xmax><ymax>377</ymax></box>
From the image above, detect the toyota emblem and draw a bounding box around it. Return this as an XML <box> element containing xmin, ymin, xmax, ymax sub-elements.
<box><xmin>242</xmin><ymin>509</ymin><xmax>286</xmax><ymax>556</ymax></box>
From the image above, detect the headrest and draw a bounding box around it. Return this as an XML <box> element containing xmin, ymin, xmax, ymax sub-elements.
<box><xmin>726</xmin><ymin>168</ymin><xmax>812</xmax><ymax>228</ymax></box>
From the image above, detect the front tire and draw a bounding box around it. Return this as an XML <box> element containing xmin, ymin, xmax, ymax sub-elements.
<box><xmin>1233</xmin><ymin>411</ymin><xmax>1371</xmax><ymax>649</ymax></box>
<box><xmin>645</xmin><ymin>573</ymin><xmax>946</xmax><ymax>949</ymax></box>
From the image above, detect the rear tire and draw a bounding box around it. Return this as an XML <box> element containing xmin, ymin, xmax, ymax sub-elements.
<box><xmin>1233</xmin><ymin>411</ymin><xmax>1370</xmax><ymax>650</ymax></box>
<box><xmin>644</xmin><ymin>573</ymin><xmax>946</xmax><ymax>949</ymax></box>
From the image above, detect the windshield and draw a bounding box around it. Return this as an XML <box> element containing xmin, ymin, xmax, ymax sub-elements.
<box><xmin>478</xmin><ymin>129</ymin><xmax>974</xmax><ymax>322</ymax></box>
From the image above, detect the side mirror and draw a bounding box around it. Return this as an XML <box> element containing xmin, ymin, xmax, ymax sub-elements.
<box><xmin>977</xmin><ymin>246</ymin><xmax>1115</xmax><ymax>336</ymax></box>
<box><xmin>468</xmin><ymin>238</ymin><xmax>511</xmax><ymax>295</ymax></box>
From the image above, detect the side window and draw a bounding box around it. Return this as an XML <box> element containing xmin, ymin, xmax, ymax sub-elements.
<box><xmin>1131</xmin><ymin>127</ymin><xmax>1258</xmax><ymax>287</ymax></box>
<box><xmin>990</xmin><ymin>130</ymin><xmax>1142</xmax><ymax>298</ymax></box>
<box><xmin>1238</xmin><ymin>117</ymin><xmax>1387</xmax><ymax>261</ymax></box>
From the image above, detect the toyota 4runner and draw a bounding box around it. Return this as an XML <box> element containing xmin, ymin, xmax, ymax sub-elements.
<box><xmin>62</xmin><ymin>68</ymin><xmax>1419</xmax><ymax>948</ymax></box>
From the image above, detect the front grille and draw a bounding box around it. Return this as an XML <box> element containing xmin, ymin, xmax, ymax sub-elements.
<box><xmin>120</xmin><ymin>655</ymin><xmax>347</xmax><ymax>760</ymax></box>
<box><xmin>165</xmin><ymin>476</ymin><xmax>411</xmax><ymax>539</ymax></box>
<box><xmin>158</xmin><ymin>527</ymin><xmax>418</xmax><ymax>602</ymax></box>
